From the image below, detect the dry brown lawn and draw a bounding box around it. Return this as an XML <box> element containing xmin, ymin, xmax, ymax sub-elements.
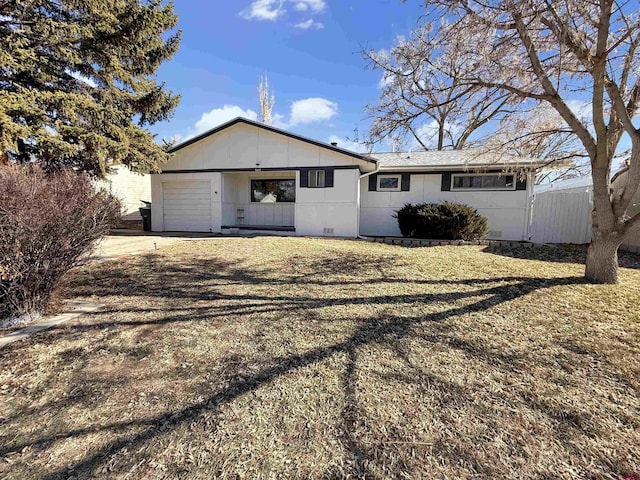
<box><xmin>0</xmin><ymin>237</ymin><xmax>639</xmax><ymax>479</ymax></box>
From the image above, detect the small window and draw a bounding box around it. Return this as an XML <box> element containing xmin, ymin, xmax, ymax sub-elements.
<box><xmin>451</xmin><ymin>174</ymin><xmax>515</xmax><ymax>191</ymax></box>
<box><xmin>308</xmin><ymin>169</ymin><xmax>326</xmax><ymax>188</ymax></box>
<box><xmin>251</xmin><ymin>179</ymin><xmax>296</xmax><ymax>203</ymax></box>
<box><xmin>377</xmin><ymin>174</ymin><xmax>401</xmax><ymax>191</ymax></box>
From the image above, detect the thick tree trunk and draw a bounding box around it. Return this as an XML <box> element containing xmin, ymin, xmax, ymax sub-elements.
<box><xmin>585</xmin><ymin>234</ymin><xmax>622</xmax><ymax>284</ymax></box>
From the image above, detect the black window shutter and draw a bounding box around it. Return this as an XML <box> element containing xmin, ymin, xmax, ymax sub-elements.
<box><xmin>401</xmin><ymin>173</ymin><xmax>411</xmax><ymax>191</ymax></box>
<box><xmin>516</xmin><ymin>176</ymin><xmax>527</xmax><ymax>190</ymax></box>
<box><xmin>324</xmin><ymin>168</ymin><xmax>334</xmax><ymax>187</ymax></box>
<box><xmin>441</xmin><ymin>172</ymin><xmax>452</xmax><ymax>191</ymax></box>
<box><xmin>299</xmin><ymin>168</ymin><xmax>309</xmax><ymax>188</ymax></box>
<box><xmin>368</xmin><ymin>174</ymin><xmax>377</xmax><ymax>191</ymax></box>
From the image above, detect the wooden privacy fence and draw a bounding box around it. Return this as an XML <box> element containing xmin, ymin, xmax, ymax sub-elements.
<box><xmin>528</xmin><ymin>188</ymin><xmax>593</xmax><ymax>245</ymax></box>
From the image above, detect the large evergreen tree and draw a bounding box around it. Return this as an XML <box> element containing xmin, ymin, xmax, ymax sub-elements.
<box><xmin>0</xmin><ymin>0</ymin><xmax>180</xmax><ymax>176</ymax></box>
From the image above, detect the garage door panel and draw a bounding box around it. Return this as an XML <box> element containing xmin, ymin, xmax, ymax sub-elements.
<box><xmin>163</xmin><ymin>180</ymin><xmax>212</xmax><ymax>232</ymax></box>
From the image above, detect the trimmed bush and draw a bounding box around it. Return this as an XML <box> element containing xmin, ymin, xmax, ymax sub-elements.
<box><xmin>0</xmin><ymin>165</ymin><xmax>121</xmax><ymax>321</ymax></box>
<box><xmin>394</xmin><ymin>202</ymin><xmax>488</xmax><ymax>240</ymax></box>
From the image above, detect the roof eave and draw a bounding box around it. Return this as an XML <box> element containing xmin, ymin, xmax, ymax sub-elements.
<box><xmin>377</xmin><ymin>163</ymin><xmax>546</xmax><ymax>172</ymax></box>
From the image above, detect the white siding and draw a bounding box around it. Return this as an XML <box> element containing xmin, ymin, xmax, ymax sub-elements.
<box><xmin>296</xmin><ymin>169</ymin><xmax>360</xmax><ymax>237</ymax></box>
<box><xmin>359</xmin><ymin>173</ymin><xmax>530</xmax><ymax>241</ymax></box>
<box><xmin>155</xmin><ymin>122</ymin><xmax>370</xmax><ymax>236</ymax></box>
<box><xmin>95</xmin><ymin>166</ymin><xmax>150</xmax><ymax>220</ymax></box>
<box><xmin>162</xmin><ymin>123</ymin><xmax>366</xmax><ymax>171</ymax></box>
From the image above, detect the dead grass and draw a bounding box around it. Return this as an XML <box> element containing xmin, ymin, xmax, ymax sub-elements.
<box><xmin>0</xmin><ymin>237</ymin><xmax>639</xmax><ymax>479</ymax></box>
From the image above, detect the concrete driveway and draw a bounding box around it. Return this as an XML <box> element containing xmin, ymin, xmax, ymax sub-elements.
<box><xmin>92</xmin><ymin>231</ymin><xmax>188</xmax><ymax>262</ymax></box>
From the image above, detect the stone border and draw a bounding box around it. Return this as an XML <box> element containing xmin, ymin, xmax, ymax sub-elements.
<box><xmin>0</xmin><ymin>301</ymin><xmax>102</xmax><ymax>349</ymax></box>
<box><xmin>361</xmin><ymin>237</ymin><xmax>540</xmax><ymax>248</ymax></box>
<box><xmin>361</xmin><ymin>237</ymin><xmax>640</xmax><ymax>254</ymax></box>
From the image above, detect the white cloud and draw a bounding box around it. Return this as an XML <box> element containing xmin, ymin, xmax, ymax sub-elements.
<box><xmin>327</xmin><ymin>135</ymin><xmax>367</xmax><ymax>153</ymax></box>
<box><xmin>194</xmin><ymin>105</ymin><xmax>258</xmax><ymax>135</ymax></box>
<box><xmin>239</xmin><ymin>0</ymin><xmax>285</xmax><ymax>21</ymax></box>
<box><xmin>294</xmin><ymin>18</ymin><xmax>323</xmax><ymax>30</ymax></box>
<box><xmin>294</xmin><ymin>0</ymin><xmax>325</xmax><ymax>12</ymax></box>
<box><xmin>240</xmin><ymin>0</ymin><xmax>325</xmax><ymax>25</ymax></box>
<box><xmin>290</xmin><ymin>97</ymin><xmax>338</xmax><ymax>125</ymax></box>
<box><xmin>378</xmin><ymin>73</ymin><xmax>394</xmax><ymax>90</ymax></box>
<box><xmin>412</xmin><ymin>120</ymin><xmax>463</xmax><ymax>150</ymax></box>
<box><xmin>271</xmin><ymin>112</ymin><xmax>289</xmax><ymax>129</ymax></box>
<box><xmin>179</xmin><ymin>97</ymin><xmax>338</xmax><ymax>143</ymax></box>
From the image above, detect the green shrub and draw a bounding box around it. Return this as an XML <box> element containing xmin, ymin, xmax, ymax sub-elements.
<box><xmin>0</xmin><ymin>165</ymin><xmax>121</xmax><ymax>322</ymax></box>
<box><xmin>394</xmin><ymin>202</ymin><xmax>488</xmax><ymax>240</ymax></box>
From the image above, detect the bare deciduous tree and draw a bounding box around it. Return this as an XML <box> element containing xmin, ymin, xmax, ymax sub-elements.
<box><xmin>258</xmin><ymin>74</ymin><xmax>275</xmax><ymax>125</ymax></box>
<box><xmin>365</xmin><ymin>22</ymin><xmax>515</xmax><ymax>150</ymax></box>
<box><xmin>484</xmin><ymin>103</ymin><xmax>591</xmax><ymax>183</ymax></box>
<box><xmin>372</xmin><ymin>1</ymin><xmax>640</xmax><ymax>283</ymax></box>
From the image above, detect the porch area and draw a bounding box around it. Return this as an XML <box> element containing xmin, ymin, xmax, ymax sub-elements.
<box><xmin>221</xmin><ymin>171</ymin><xmax>296</xmax><ymax>232</ymax></box>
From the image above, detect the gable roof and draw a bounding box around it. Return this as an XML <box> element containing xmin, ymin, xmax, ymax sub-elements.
<box><xmin>168</xmin><ymin>117</ymin><xmax>376</xmax><ymax>164</ymax></box>
<box><xmin>369</xmin><ymin>150</ymin><xmax>546</xmax><ymax>171</ymax></box>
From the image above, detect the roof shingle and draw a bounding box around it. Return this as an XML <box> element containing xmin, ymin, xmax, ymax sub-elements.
<box><xmin>368</xmin><ymin>150</ymin><xmax>544</xmax><ymax>170</ymax></box>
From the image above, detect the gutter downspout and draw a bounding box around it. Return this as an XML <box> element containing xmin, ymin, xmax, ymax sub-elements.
<box><xmin>357</xmin><ymin>162</ymin><xmax>380</xmax><ymax>239</ymax></box>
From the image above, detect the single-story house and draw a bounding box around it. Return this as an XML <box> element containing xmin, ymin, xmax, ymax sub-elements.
<box><xmin>151</xmin><ymin>117</ymin><xmax>545</xmax><ymax>240</ymax></box>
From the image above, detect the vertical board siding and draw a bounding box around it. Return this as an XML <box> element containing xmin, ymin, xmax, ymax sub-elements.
<box><xmin>529</xmin><ymin>189</ymin><xmax>592</xmax><ymax>244</ymax></box>
<box><xmin>225</xmin><ymin>203</ymin><xmax>295</xmax><ymax>227</ymax></box>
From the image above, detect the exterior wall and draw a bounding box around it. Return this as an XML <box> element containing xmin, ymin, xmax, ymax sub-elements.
<box><xmin>95</xmin><ymin>165</ymin><xmax>150</xmax><ymax>220</ymax></box>
<box><xmin>154</xmin><ymin>123</ymin><xmax>369</xmax><ymax>236</ymax></box>
<box><xmin>162</xmin><ymin>123</ymin><xmax>365</xmax><ymax>171</ymax></box>
<box><xmin>296</xmin><ymin>168</ymin><xmax>360</xmax><ymax>237</ymax></box>
<box><xmin>359</xmin><ymin>173</ymin><xmax>530</xmax><ymax>241</ymax></box>
<box><xmin>222</xmin><ymin>171</ymin><xmax>296</xmax><ymax>227</ymax></box>
<box><xmin>151</xmin><ymin>172</ymin><xmax>222</xmax><ymax>232</ymax></box>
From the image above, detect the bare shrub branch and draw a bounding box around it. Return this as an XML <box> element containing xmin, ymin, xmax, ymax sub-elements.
<box><xmin>0</xmin><ymin>165</ymin><xmax>121</xmax><ymax>320</ymax></box>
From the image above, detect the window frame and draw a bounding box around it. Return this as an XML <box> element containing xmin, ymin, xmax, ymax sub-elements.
<box><xmin>307</xmin><ymin>169</ymin><xmax>326</xmax><ymax>188</ymax></box>
<box><xmin>250</xmin><ymin>178</ymin><xmax>296</xmax><ymax>203</ymax></box>
<box><xmin>376</xmin><ymin>174</ymin><xmax>402</xmax><ymax>192</ymax></box>
<box><xmin>450</xmin><ymin>173</ymin><xmax>516</xmax><ymax>191</ymax></box>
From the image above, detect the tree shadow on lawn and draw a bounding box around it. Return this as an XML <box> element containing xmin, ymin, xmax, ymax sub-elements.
<box><xmin>484</xmin><ymin>243</ymin><xmax>640</xmax><ymax>270</ymax></box>
<box><xmin>2</xmin><ymin>247</ymin><xmax>634</xmax><ymax>478</ymax></box>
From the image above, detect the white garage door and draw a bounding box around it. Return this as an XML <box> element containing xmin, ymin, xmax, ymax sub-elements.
<box><xmin>162</xmin><ymin>180</ymin><xmax>211</xmax><ymax>232</ymax></box>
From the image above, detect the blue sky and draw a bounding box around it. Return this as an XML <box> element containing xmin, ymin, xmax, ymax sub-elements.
<box><xmin>149</xmin><ymin>0</ymin><xmax>423</xmax><ymax>150</ymax></box>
